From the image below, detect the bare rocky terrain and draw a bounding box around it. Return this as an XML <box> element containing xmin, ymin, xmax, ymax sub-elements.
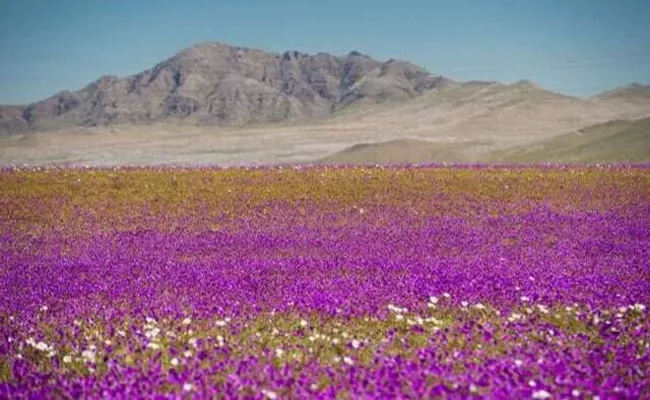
<box><xmin>1</xmin><ymin>42</ymin><xmax>649</xmax><ymax>166</ymax></box>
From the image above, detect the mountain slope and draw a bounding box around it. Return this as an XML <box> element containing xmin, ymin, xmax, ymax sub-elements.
<box><xmin>322</xmin><ymin>79</ymin><xmax>650</xmax><ymax>145</ymax></box>
<box><xmin>491</xmin><ymin>117</ymin><xmax>650</xmax><ymax>163</ymax></box>
<box><xmin>0</xmin><ymin>42</ymin><xmax>448</xmax><ymax>135</ymax></box>
<box><xmin>318</xmin><ymin>118</ymin><xmax>650</xmax><ymax>165</ymax></box>
<box><xmin>318</xmin><ymin>139</ymin><xmax>484</xmax><ymax>164</ymax></box>
<box><xmin>0</xmin><ymin>106</ymin><xmax>28</xmax><ymax>135</ymax></box>
<box><xmin>593</xmin><ymin>83</ymin><xmax>650</xmax><ymax>103</ymax></box>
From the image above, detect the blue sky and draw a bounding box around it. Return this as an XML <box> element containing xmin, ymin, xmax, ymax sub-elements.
<box><xmin>0</xmin><ymin>0</ymin><xmax>649</xmax><ymax>104</ymax></box>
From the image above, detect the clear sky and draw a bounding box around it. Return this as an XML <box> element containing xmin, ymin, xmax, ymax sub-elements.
<box><xmin>1</xmin><ymin>0</ymin><xmax>649</xmax><ymax>104</ymax></box>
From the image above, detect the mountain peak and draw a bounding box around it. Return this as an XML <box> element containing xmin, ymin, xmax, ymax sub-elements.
<box><xmin>594</xmin><ymin>82</ymin><xmax>650</xmax><ymax>102</ymax></box>
<box><xmin>281</xmin><ymin>50</ymin><xmax>309</xmax><ymax>61</ymax></box>
<box><xmin>624</xmin><ymin>82</ymin><xmax>649</xmax><ymax>89</ymax></box>
<box><xmin>347</xmin><ymin>50</ymin><xmax>369</xmax><ymax>58</ymax></box>
<box><xmin>511</xmin><ymin>80</ymin><xmax>539</xmax><ymax>89</ymax></box>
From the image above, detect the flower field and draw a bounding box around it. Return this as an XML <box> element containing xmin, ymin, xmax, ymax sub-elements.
<box><xmin>1</xmin><ymin>165</ymin><xmax>649</xmax><ymax>399</ymax></box>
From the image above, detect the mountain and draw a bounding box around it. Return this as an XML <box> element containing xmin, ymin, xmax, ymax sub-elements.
<box><xmin>593</xmin><ymin>83</ymin><xmax>650</xmax><ymax>103</ymax></box>
<box><xmin>321</xmin><ymin>79</ymin><xmax>650</xmax><ymax>144</ymax></box>
<box><xmin>0</xmin><ymin>106</ymin><xmax>28</xmax><ymax>135</ymax></box>
<box><xmin>0</xmin><ymin>42</ymin><xmax>448</xmax><ymax>136</ymax></box>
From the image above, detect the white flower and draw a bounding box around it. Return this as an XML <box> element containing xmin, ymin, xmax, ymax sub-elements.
<box><xmin>461</xmin><ymin>301</ymin><xmax>469</xmax><ymax>307</ymax></box>
<box><xmin>81</xmin><ymin>350</ymin><xmax>96</xmax><ymax>363</ymax></box>
<box><xmin>145</xmin><ymin>317</ymin><xmax>156</xmax><ymax>324</ymax></box>
<box><xmin>514</xmin><ymin>359</ymin><xmax>523</xmax><ymax>367</ymax></box>
<box><xmin>343</xmin><ymin>356</ymin><xmax>354</xmax><ymax>365</ymax></box>
<box><xmin>521</xmin><ymin>296</ymin><xmax>530</xmax><ymax>302</ymax></box>
<box><xmin>144</xmin><ymin>327</ymin><xmax>160</xmax><ymax>339</ymax></box>
<box><xmin>147</xmin><ymin>342</ymin><xmax>161</xmax><ymax>350</ymax></box>
<box><xmin>634</xmin><ymin>303</ymin><xmax>646</xmax><ymax>312</ymax></box>
<box><xmin>429</xmin><ymin>296</ymin><xmax>439</xmax><ymax>304</ymax></box>
<box><xmin>40</xmin><ymin>305</ymin><xmax>48</xmax><ymax>312</ymax></box>
<box><xmin>182</xmin><ymin>317</ymin><xmax>192</xmax><ymax>325</ymax></box>
<box><xmin>117</xmin><ymin>330</ymin><xmax>126</xmax><ymax>337</ymax></box>
<box><xmin>61</xmin><ymin>354</ymin><xmax>72</xmax><ymax>363</ymax></box>
<box><xmin>35</xmin><ymin>342</ymin><xmax>49</xmax><ymax>351</ymax></box>
<box><xmin>261</xmin><ymin>389</ymin><xmax>278</xmax><ymax>399</ymax></box>
<box><xmin>443</xmin><ymin>292</ymin><xmax>451</xmax><ymax>298</ymax></box>
<box><xmin>387</xmin><ymin>304</ymin><xmax>408</xmax><ymax>313</ymax></box>
<box><xmin>333</xmin><ymin>356</ymin><xmax>341</xmax><ymax>363</ymax></box>
<box><xmin>184</xmin><ymin>350</ymin><xmax>193</xmax><ymax>358</ymax></box>
<box><xmin>395</xmin><ymin>314</ymin><xmax>404</xmax><ymax>321</ymax></box>
<box><xmin>188</xmin><ymin>337</ymin><xmax>198</xmax><ymax>347</ymax></box>
<box><xmin>469</xmin><ymin>384</ymin><xmax>478</xmax><ymax>393</ymax></box>
<box><xmin>300</xmin><ymin>320</ymin><xmax>309</xmax><ymax>328</ymax></box>
<box><xmin>528</xmin><ymin>380</ymin><xmax>537</xmax><ymax>387</ymax></box>
<box><xmin>473</xmin><ymin>303</ymin><xmax>486</xmax><ymax>310</ymax></box>
<box><xmin>275</xmin><ymin>348</ymin><xmax>284</xmax><ymax>358</ymax></box>
<box><xmin>532</xmin><ymin>390</ymin><xmax>551</xmax><ymax>399</ymax></box>
<box><xmin>183</xmin><ymin>383</ymin><xmax>194</xmax><ymax>392</ymax></box>
<box><xmin>351</xmin><ymin>339</ymin><xmax>361</xmax><ymax>349</ymax></box>
<box><xmin>508</xmin><ymin>313</ymin><xmax>523</xmax><ymax>322</ymax></box>
<box><xmin>215</xmin><ymin>320</ymin><xmax>227</xmax><ymax>327</ymax></box>
<box><xmin>170</xmin><ymin>357</ymin><xmax>179</xmax><ymax>366</ymax></box>
<box><xmin>572</xmin><ymin>389</ymin><xmax>580</xmax><ymax>397</ymax></box>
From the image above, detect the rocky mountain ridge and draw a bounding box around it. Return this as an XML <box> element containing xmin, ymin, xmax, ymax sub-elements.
<box><xmin>0</xmin><ymin>42</ymin><xmax>449</xmax><ymax>135</ymax></box>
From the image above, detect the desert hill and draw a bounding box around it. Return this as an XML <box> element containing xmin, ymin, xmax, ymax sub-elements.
<box><xmin>491</xmin><ymin>117</ymin><xmax>650</xmax><ymax>163</ymax></box>
<box><xmin>319</xmin><ymin>117</ymin><xmax>650</xmax><ymax>164</ymax></box>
